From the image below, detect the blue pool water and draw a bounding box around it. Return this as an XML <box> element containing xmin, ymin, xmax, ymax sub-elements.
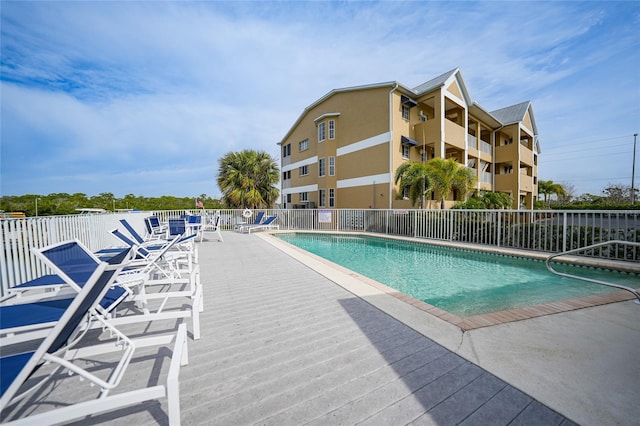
<box><xmin>276</xmin><ymin>233</ymin><xmax>639</xmax><ymax>317</ymax></box>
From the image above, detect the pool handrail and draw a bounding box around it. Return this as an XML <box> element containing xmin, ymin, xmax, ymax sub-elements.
<box><xmin>545</xmin><ymin>240</ymin><xmax>640</xmax><ymax>304</ymax></box>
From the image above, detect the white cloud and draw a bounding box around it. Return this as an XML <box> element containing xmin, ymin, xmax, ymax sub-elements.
<box><xmin>1</xmin><ymin>1</ymin><xmax>638</xmax><ymax>198</ymax></box>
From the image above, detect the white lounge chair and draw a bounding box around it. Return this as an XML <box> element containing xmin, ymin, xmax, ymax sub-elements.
<box><xmin>201</xmin><ymin>212</ymin><xmax>224</xmax><ymax>242</ymax></box>
<box><xmin>0</xmin><ymin>251</ymin><xmax>188</xmax><ymax>425</ymax></box>
<box><xmin>1</xmin><ymin>239</ymin><xmax>202</xmax><ymax>345</ymax></box>
<box><xmin>240</xmin><ymin>215</ymin><xmax>279</xmax><ymax>234</ymax></box>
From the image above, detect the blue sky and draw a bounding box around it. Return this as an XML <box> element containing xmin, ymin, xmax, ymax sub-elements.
<box><xmin>1</xmin><ymin>1</ymin><xmax>639</xmax><ymax>199</ymax></box>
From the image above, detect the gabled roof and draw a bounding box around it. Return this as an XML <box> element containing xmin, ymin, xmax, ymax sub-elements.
<box><xmin>412</xmin><ymin>68</ymin><xmax>458</xmax><ymax>95</ymax></box>
<box><xmin>490</xmin><ymin>100</ymin><xmax>538</xmax><ymax>137</ymax></box>
<box><xmin>411</xmin><ymin>68</ymin><xmax>472</xmax><ymax>106</ymax></box>
<box><xmin>490</xmin><ymin>101</ymin><xmax>531</xmax><ymax>125</ymax></box>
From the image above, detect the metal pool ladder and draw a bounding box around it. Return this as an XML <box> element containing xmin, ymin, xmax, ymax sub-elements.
<box><xmin>545</xmin><ymin>240</ymin><xmax>640</xmax><ymax>304</ymax></box>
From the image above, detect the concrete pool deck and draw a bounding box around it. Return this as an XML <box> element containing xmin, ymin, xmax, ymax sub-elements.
<box><xmin>4</xmin><ymin>231</ymin><xmax>637</xmax><ymax>425</ymax></box>
<box><xmin>258</xmin><ymin>231</ymin><xmax>640</xmax><ymax>426</ymax></box>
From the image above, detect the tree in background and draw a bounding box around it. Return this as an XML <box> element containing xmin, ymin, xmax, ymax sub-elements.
<box><xmin>217</xmin><ymin>150</ymin><xmax>280</xmax><ymax>209</ymax></box>
<box><xmin>394</xmin><ymin>162</ymin><xmax>433</xmax><ymax>208</ymax></box>
<box><xmin>559</xmin><ymin>182</ymin><xmax>576</xmax><ymax>203</ymax></box>
<box><xmin>0</xmin><ymin>193</ymin><xmax>224</xmax><ymax>216</ymax></box>
<box><xmin>602</xmin><ymin>184</ymin><xmax>637</xmax><ymax>204</ymax></box>
<box><xmin>538</xmin><ymin>180</ymin><xmax>567</xmax><ymax>207</ymax></box>
<box><xmin>425</xmin><ymin>158</ymin><xmax>476</xmax><ymax>209</ymax></box>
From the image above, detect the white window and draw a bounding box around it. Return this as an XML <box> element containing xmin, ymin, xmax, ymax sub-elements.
<box><xmin>299</xmin><ymin>139</ymin><xmax>309</xmax><ymax>151</ymax></box>
<box><xmin>300</xmin><ymin>192</ymin><xmax>308</xmax><ymax>201</ymax></box>
<box><xmin>283</xmin><ymin>143</ymin><xmax>291</xmax><ymax>157</ymax></box>
<box><xmin>402</xmin><ymin>145</ymin><xmax>410</xmax><ymax>159</ymax></box>
<box><xmin>319</xmin><ymin>158</ymin><xmax>326</xmax><ymax>177</ymax></box>
<box><xmin>402</xmin><ymin>105</ymin><xmax>410</xmax><ymax>120</ymax></box>
<box><xmin>329</xmin><ymin>156</ymin><xmax>335</xmax><ymax>176</ymax></box>
<box><xmin>286</xmin><ymin>194</ymin><xmax>291</xmax><ymax>202</ymax></box>
<box><xmin>299</xmin><ymin>165</ymin><xmax>308</xmax><ymax>176</ymax></box>
<box><xmin>319</xmin><ymin>189</ymin><xmax>326</xmax><ymax>207</ymax></box>
<box><xmin>329</xmin><ymin>119</ymin><xmax>335</xmax><ymax>139</ymax></box>
<box><xmin>329</xmin><ymin>188</ymin><xmax>335</xmax><ymax>207</ymax></box>
<box><xmin>318</xmin><ymin>122</ymin><xmax>326</xmax><ymax>142</ymax></box>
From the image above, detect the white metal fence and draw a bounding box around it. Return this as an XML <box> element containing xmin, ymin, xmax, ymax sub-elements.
<box><xmin>2</xmin><ymin>209</ymin><xmax>638</xmax><ymax>295</ymax></box>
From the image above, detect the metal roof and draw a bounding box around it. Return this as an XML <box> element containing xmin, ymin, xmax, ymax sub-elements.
<box><xmin>490</xmin><ymin>101</ymin><xmax>531</xmax><ymax>125</ymax></box>
<box><xmin>411</xmin><ymin>68</ymin><xmax>458</xmax><ymax>95</ymax></box>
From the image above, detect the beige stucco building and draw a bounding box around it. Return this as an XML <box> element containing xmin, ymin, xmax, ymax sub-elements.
<box><xmin>279</xmin><ymin>69</ymin><xmax>540</xmax><ymax>210</ymax></box>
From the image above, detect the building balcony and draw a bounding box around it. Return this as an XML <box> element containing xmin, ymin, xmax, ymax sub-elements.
<box><xmin>494</xmin><ymin>173</ymin><xmax>516</xmax><ymax>191</ymax></box>
<box><xmin>413</xmin><ymin>119</ymin><xmax>439</xmax><ymax>146</ymax></box>
<box><xmin>444</xmin><ymin>119</ymin><xmax>465</xmax><ymax>150</ymax></box>
<box><xmin>467</xmin><ymin>134</ymin><xmax>477</xmax><ymax>150</ymax></box>
<box><xmin>495</xmin><ymin>142</ymin><xmax>517</xmax><ymax>163</ymax></box>
<box><xmin>519</xmin><ymin>144</ymin><xmax>534</xmax><ymax>167</ymax></box>
<box><xmin>520</xmin><ymin>177</ymin><xmax>533</xmax><ymax>192</ymax></box>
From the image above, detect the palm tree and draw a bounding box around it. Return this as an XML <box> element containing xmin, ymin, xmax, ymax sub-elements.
<box><xmin>538</xmin><ymin>180</ymin><xmax>566</xmax><ymax>207</ymax></box>
<box><xmin>479</xmin><ymin>191</ymin><xmax>513</xmax><ymax>209</ymax></box>
<box><xmin>425</xmin><ymin>158</ymin><xmax>476</xmax><ymax>209</ymax></box>
<box><xmin>217</xmin><ymin>150</ymin><xmax>280</xmax><ymax>208</ymax></box>
<box><xmin>394</xmin><ymin>162</ymin><xmax>433</xmax><ymax>208</ymax></box>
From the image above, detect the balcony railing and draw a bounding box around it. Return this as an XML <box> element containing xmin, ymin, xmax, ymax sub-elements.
<box><xmin>2</xmin><ymin>209</ymin><xmax>638</xmax><ymax>295</ymax></box>
<box><xmin>467</xmin><ymin>134</ymin><xmax>477</xmax><ymax>150</ymax></box>
<box><xmin>479</xmin><ymin>140</ymin><xmax>492</xmax><ymax>155</ymax></box>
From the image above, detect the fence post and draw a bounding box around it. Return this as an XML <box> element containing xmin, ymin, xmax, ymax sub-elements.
<box><xmin>562</xmin><ymin>212</ymin><xmax>568</xmax><ymax>252</ymax></box>
<box><xmin>385</xmin><ymin>210</ymin><xmax>389</xmax><ymax>234</ymax></box>
<box><xmin>497</xmin><ymin>212</ymin><xmax>501</xmax><ymax>248</ymax></box>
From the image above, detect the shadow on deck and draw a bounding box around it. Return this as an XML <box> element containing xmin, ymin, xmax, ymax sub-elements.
<box><xmin>8</xmin><ymin>230</ymin><xmax>638</xmax><ymax>425</ymax></box>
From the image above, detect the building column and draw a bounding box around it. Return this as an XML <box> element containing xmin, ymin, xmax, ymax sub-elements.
<box><xmin>434</xmin><ymin>91</ymin><xmax>445</xmax><ymax>159</ymax></box>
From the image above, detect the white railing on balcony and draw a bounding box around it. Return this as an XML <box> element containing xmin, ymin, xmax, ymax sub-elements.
<box><xmin>481</xmin><ymin>171</ymin><xmax>492</xmax><ymax>184</ymax></box>
<box><xmin>2</xmin><ymin>209</ymin><xmax>638</xmax><ymax>295</ymax></box>
<box><xmin>479</xmin><ymin>140</ymin><xmax>492</xmax><ymax>155</ymax></box>
<box><xmin>467</xmin><ymin>134</ymin><xmax>477</xmax><ymax>150</ymax></box>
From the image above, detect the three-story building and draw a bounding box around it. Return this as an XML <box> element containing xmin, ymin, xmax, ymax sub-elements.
<box><xmin>279</xmin><ymin>68</ymin><xmax>540</xmax><ymax>209</ymax></box>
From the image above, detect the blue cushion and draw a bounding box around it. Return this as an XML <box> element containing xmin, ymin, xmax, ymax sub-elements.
<box><xmin>0</xmin><ymin>351</ymin><xmax>34</xmax><ymax>397</ymax></box>
<box><xmin>0</xmin><ymin>299</ymin><xmax>71</xmax><ymax>329</ymax></box>
<box><xmin>11</xmin><ymin>275</ymin><xmax>65</xmax><ymax>289</ymax></box>
<box><xmin>41</xmin><ymin>242</ymin><xmax>98</xmax><ymax>285</ymax></box>
<box><xmin>100</xmin><ymin>286</ymin><xmax>128</xmax><ymax>311</ymax></box>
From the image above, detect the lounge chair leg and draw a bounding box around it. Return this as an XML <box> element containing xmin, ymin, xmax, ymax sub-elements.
<box><xmin>192</xmin><ymin>285</ymin><xmax>202</xmax><ymax>340</ymax></box>
<box><xmin>167</xmin><ymin>323</ymin><xmax>187</xmax><ymax>425</ymax></box>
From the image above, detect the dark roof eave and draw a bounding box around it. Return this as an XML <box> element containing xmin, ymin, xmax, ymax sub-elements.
<box><xmin>469</xmin><ymin>103</ymin><xmax>502</xmax><ymax>128</ymax></box>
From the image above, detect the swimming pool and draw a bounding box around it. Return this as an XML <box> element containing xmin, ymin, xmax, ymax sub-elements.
<box><xmin>275</xmin><ymin>233</ymin><xmax>639</xmax><ymax>317</ymax></box>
